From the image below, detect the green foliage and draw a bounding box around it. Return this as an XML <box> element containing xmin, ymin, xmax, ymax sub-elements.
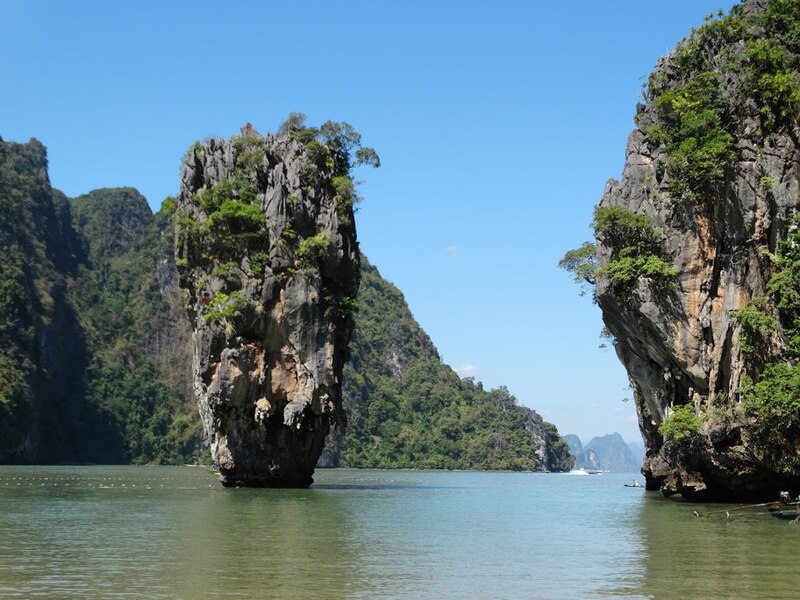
<box><xmin>180</xmin><ymin>176</ymin><xmax>266</xmax><ymax>266</ymax></box>
<box><xmin>249</xmin><ymin>251</ymin><xmax>268</xmax><ymax>276</ymax></box>
<box><xmin>211</xmin><ymin>261</ymin><xmax>236</xmax><ymax>279</ymax></box>
<box><xmin>194</xmin><ymin>180</ymin><xmax>234</xmax><ymax>213</ymax></box>
<box><xmin>203</xmin><ymin>291</ymin><xmax>246</xmax><ymax>324</ymax></box>
<box><xmin>766</xmin><ymin>220</ymin><xmax>800</xmax><ymax>311</ymax></box>
<box><xmin>759</xmin><ymin>0</ymin><xmax>800</xmax><ymax>52</ymax></box>
<box><xmin>743</xmin><ymin>39</ymin><xmax>800</xmax><ymax>132</ymax></box>
<box><xmin>543</xmin><ymin>421</ymin><xmax>575</xmax><ymax>471</ymax></box>
<box><xmin>0</xmin><ymin>139</ymin><xmax>131</xmax><ymax>462</ymax></box>
<box><xmin>733</xmin><ymin>214</ymin><xmax>800</xmax><ymax>473</ymax></box>
<box><xmin>325</xmin><ymin>295</ymin><xmax>358</xmax><ymax>320</ymax></box>
<box><xmin>332</xmin><ymin>175</ymin><xmax>356</xmax><ymax>208</ymax></box>
<box><xmin>280</xmin><ymin>222</ymin><xmax>297</xmax><ymax>243</ymax></box>
<box><xmin>207</xmin><ymin>199</ymin><xmax>263</xmax><ymax>234</ymax></box>
<box><xmin>233</xmin><ymin>135</ymin><xmax>266</xmax><ymax>171</ymax></box>
<box><xmin>740</xmin><ymin>365</ymin><xmax>800</xmax><ymax>473</ymax></box>
<box><xmin>160</xmin><ymin>195</ymin><xmax>177</xmax><ymax>216</ymax></box>
<box><xmin>296</xmin><ymin>232</ymin><xmax>331</xmax><ymax>270</ymax></box>
<box><xmin>658</xmin><ymin>404</ymin><xmax>701</xmax><ymax>442</ymax></box>
<box><xmin>71</xmin><ymin>188</ymin><xmax>204</xmax><ymax>464</ymax></box>
<box><xmin>593</xmin><ymin>206</ymin><xmax>678</xmax><ymax>291</ymax></box>
<box><xmin>354</xmin><ymin>147</ymin><xmax>381</xmax><ymax>168</ymax></box>
<box><xmin>278</xmin><ymin>112</ymin><xmax>313</xmax><ymax>138</ymax></box>
<box><xmin>763</xmin><ymin>217</ymin><xmax>800</xmax><ymax>357</ymax></box>
<box><xmin>558</xmin><ymin>241</ymin><xmax>597</xmax><ymax>291</ymax></box>
<box><xmin>599</xmin><ymin>250</ymin><xmax>679</xmax><ymax>289</ymax></box>
<box><xmin>647</xmin><ymin>71</ymin><xmax>736</xmax><ymax>196</ymax></box>
<box><xmin>731</xmin><ymin>296</ymin><xmax>776</xmax><ymax>355</ymax></box>
<box><xmin>278</xmin><ymin>112</ymin><xmax>380</xmax><ymax>177</ymax></box>
<box><xmin>642</xmin><ymin>2</ymin><xmax>800</xmax><ymax>199</ymax></box>
<box><xmin>593</xmin><ymin>206</ymin><xmax>660</xmax><ymax>252</ymax></box>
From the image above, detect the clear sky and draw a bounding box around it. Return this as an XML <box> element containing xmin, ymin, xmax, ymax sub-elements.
<box><xmin>1</xmin><ymin>1</ymin><xmax>737</xmax><ymax>445</ymax></box>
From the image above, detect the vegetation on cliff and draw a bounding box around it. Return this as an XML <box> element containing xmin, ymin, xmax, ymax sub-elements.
<box><xmin>0</xmin><ymin>138</ymin><xmax>97</xmax><ymax>462</ymax></box>
<box><xmin>71</xmin><ymin>189</ymin><xmax>201</xmax><ymax>464</ymax></box>
<box><xmin>649</xmin><ymin>0</ymin><xmax>800</xmax><ymax>479</ymax></box>
<box><xmin>559</xmin><ymin>206</ymin><xmax>678</xmax><ymax>298</ymax></box>
<box><xmin>735</xmin><ymin>219</ymin><xmax>800</xmax><ymax>473</ymax></box>
<box><xmin>593</xmin><ymin>206</ymin><xmax>678</xmax><ymax>292</ymax></box>
<box><xmin>560</xmin><ymin>0</ymin><xmax>800</xmax><ymax>498</ymax></box>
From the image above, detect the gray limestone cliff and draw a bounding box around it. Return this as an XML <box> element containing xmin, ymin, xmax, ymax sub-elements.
<box><xmin>595</xmin><ymin>0</ymin><xmax>800</xmax><ymax>500</ymax></box>
<box><xmin>175</xmin><ymin>122</ymin><xmax>363</xmax><ymax>487</ymax></box>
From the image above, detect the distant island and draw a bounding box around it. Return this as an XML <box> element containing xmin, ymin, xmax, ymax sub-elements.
<box><xmin>564</xmin><ymin>433</ymin><xmax>643</xmax><ymax>473</ymax></box>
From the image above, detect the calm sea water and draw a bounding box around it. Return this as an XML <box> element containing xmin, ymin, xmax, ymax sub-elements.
<box><xmin>0</xmin><ymin>467</ymin><xmax>798</xmax><ymax>599</ymax></box>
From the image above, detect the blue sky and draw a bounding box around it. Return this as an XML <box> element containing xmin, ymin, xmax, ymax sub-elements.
<box><xmin>1</xmin><ymin>1</ymin><xmax>736</xmax><ymax>444</ymax></box>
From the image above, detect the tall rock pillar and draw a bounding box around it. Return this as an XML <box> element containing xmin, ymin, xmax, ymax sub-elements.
<box><xmin>175</xmin><ymin>122</ymin><xmax>362</xmax><ymax>487</ymax></box>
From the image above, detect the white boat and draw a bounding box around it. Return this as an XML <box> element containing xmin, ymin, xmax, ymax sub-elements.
<box><xmin>568</xmin><ymin>468</ymin><xmax>602</xmax><ymax>475</ymax></box>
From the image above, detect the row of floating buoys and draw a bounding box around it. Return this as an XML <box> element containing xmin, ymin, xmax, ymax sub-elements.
<box><xmin>0</xmin><ymin>476</ymin><xmax>208</xmax><ymax>482</ymax></box>
<box><xmin>3</xmin><ymin>480</ymin><xmax>215</xmax><ymax>488</ymax></box>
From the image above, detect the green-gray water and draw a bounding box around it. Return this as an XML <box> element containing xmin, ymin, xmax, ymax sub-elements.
<box><xmin>0</xmin><ymin>467</ymin><xmax>798</xmax><ymax>599</ymax></box>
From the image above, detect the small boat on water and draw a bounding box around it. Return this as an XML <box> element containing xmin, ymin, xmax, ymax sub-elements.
<box><xmin>202</xmin><ymin>463</ymin><xmax>221</xmax><ymax>476</ymax></box>
<box><xmin>769</xmin><ymin>505</ymin><xmax>800</xmax><ymax>520</ymax></box>
<box><xmin>624</xmin><ymin>481</ymin><xmax>643</xmax><ymax>488</ymax></box>
<box><xmin>568</xmin><ymin>468</ymin><xmax>603</xmax><ymax>475</ymax></box>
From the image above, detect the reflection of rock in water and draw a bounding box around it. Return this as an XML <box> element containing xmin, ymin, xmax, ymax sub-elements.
<box><xmin>176</xmin><ymin>124</ymin><xmax>360</xmax><ymax>487</ymax></box>
<box><xmin>167</xmin><ymin>487</ymin><xmax>361</xmax><ymax>597</ymax></box>
<box><xmin>630</xmin><ymin>494</ymin><xmax>798</xmax><ymax>599</ymax></box>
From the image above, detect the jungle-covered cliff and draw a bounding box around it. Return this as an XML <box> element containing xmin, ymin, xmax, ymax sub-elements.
<box><xmin>0</xmin><ymin>139</ymin><xmax>198</xmax><ymax>463</ymax></box>
<box><xmin>563</xmin><ymin>0</ymin><xmax>800</xmax><ymax>500</ymax></box>
<box><xmin>0</xmin><ymin>138</ymin><xmax>96</xmax><ymax>461</ymax></box>
<box><xmin>0</xmin><ymin>133</ymin><xmax>573</xmax><ymax>472</ymax></box>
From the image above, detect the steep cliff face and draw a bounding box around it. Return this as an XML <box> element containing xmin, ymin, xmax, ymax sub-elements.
<box><xmin>596</xmin><ymin>0</ymin><xmax>800</xmax><ymax>500</ymax></box>
<box><xmin>0</xmin><ymin>138</ymin><xmax>108</xmax><ymax>462</ymax></box>
<box><xmin>175</xmin><ymin>123</ymin><xmax>361</xmax><ymax>487</ymax></box>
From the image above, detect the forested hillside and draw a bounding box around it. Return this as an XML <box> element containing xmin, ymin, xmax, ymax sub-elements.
<box><xmin>323</xmin><ymin>259</ymin><xmax>574</xmax><ymax>471</ymax></box>
<box><xmin>70</xmin><ymin>188</ymin><xmax>200</xmax><ymax>463</ymax></box>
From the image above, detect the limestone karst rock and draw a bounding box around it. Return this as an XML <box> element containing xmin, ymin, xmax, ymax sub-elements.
<box><xmin>595</xmin><ymin>0</ymin><xmax>800</xmax><ymax>500</ymax></box>
<box><xmin>175</xmin><ymin>123</ymin><xmax>361</xmax><ymax>487</ymax></box>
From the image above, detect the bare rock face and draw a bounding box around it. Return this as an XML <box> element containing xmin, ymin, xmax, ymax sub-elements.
<box><xmin>596</xmin><ymin>1</ymin><xmax>800</xmax><ymax>500</ymax></box>
<box><xmin>175</xmin><ymin>123</ymin><xmax>360</xmax><ymax>487</ymax></box>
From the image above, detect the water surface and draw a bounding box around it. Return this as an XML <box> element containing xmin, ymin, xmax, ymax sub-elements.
<box><xmin>0</xmin><ymin>467</ymin><xmax>797</xmax><ymax>598</ymax></box>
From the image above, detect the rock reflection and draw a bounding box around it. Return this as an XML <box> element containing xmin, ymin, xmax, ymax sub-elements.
<box><xmin>629</xmin><ymin>493</ymin><xmax>799</xmax><ymax>599</ymax></box>
<box><xmin>167</xmin><ymin>486</ymin><xmax>362</xmax><ymax>598</ymax></box>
